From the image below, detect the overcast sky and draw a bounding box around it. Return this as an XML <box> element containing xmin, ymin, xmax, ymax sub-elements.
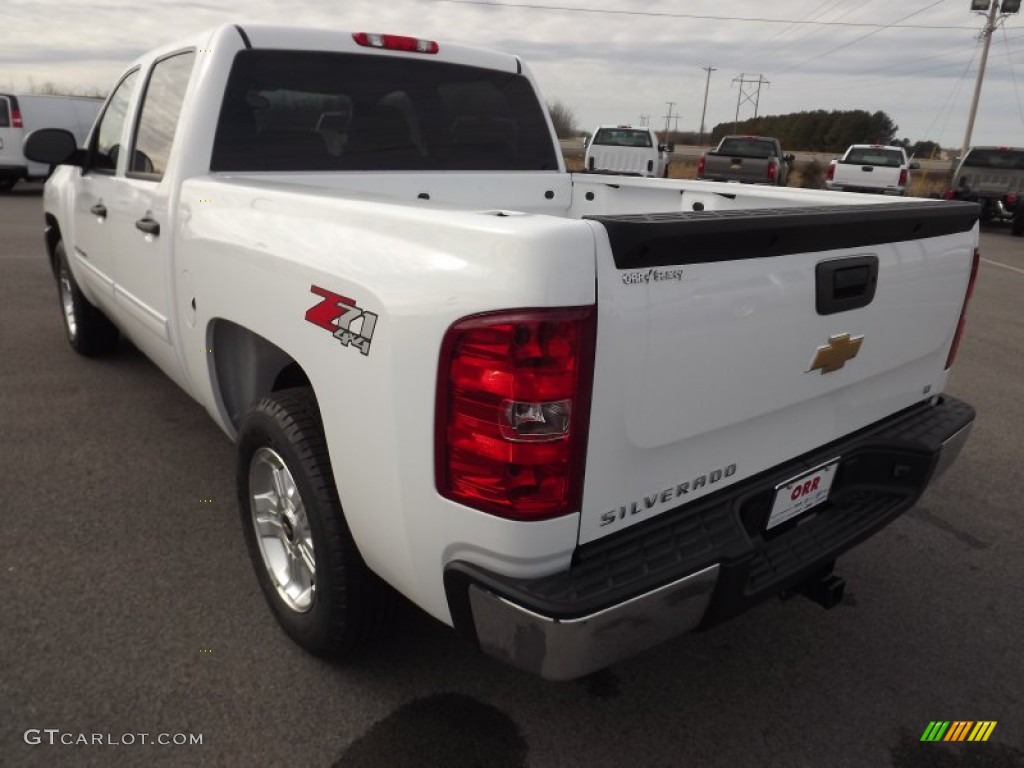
<box><xmin>3</xmin><ymin>0</ymin><xmax>1024</xmax><ymax>148</ymax></box>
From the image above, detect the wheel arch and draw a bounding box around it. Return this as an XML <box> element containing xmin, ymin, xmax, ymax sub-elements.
<box><xmin>208</xmin><ymin>318</ymin><xmax>314</xmax><ymax>437</ymax></box>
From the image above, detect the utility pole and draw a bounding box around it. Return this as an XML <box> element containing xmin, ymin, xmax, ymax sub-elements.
<box><xmin>663</xmin><ymin>102</ymin><xmax>677</xmax><ymax>140</ymax></box>
<box><xmin>960</xmin><ymin>0</ymin><xmax>1014</xmax><ymax>159</ymax></box>
<box><xmin>698</xmin><ymin>66</ymin><xmax>716</xmax><ymax>147</ymax></box>
<box><xmin>732</xmin><ymin>73</ymin><xmax>769</xmax><ymax>133</ymax></box>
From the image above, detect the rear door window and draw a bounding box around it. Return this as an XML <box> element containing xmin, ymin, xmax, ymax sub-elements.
<box><xmin>211</xmin><ymin>50</ymin><xmax>558</xmax><ymax>172</ymax></box>
<box><xmin>91</xmin><ymin>70</ymin><xmax>140</xmax><ymax>173</ymax></box>
<box><xmin>130</xmin><ymin>51</ymin><xmax>196</xmax><ymax>180</ymax></box>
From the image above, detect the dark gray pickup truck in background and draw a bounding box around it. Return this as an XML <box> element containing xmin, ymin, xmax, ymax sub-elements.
<box><xmin>948</xmin><ymin>146</ymin><xmax>1024</xmax><ymax>235</ymax></box>
<box><xmin>697</xmin><ymin>135</ymin><xmax>794</xmax><ymax>186</ymax></box>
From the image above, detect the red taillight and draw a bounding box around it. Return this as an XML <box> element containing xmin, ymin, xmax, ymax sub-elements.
<box><xmin>697</xmin><ymin>154</ymin><xmax>706</xmax><ymax>176</ymax></box>
<box><xmin>767</xmin><ymin>161</ymin><xmax>777</xmax><ymax>182</ymax></box>
<box><xmin>943</xmin><ymin>189</ymin><xmax>956</xmax><ymax>200</ymax></box>
<box><xmin>1006</xmin><ymin>193</ymin><xmax>1019</xmax><ymax>206</ymax></box>
<box><xmin>436</xmin><ymin>307</ymin><xmax>596</xmax><ymax>520</ymax></box>
<box><xmin>826</xmin><ymin>162</ymin><xmax>836</xmax><ymax>181</ymax></box>
<box><xmin>12</xmin><ymin>108</ymin><xmax>23</xmax><ymax>128</ymax></box>
<box><xmin>353</xmin><ymin>32</ymin><xmax>439</xmax><ymax>54</ymax></box>
<box><xmin>899</xmin><ymin>168</ymin><xmax>908</xmax><ymax>187</ymax></box>
<box><xmin>945</xmin><ymin>248</ymin><xmax>980</xmax><ymax>369</ymax></box>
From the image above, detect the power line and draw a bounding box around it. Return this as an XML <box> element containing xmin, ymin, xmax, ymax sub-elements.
<box><xmin>430</xmin><ymin>0</ymin><xmax>973</xmax><ymax>30</ymax></box>
<box><xmin>773</xmin><ymin>0</ymin><xmax>947</xmax><ymax>75</ymax></box>
<box><xmin>920</xmin><ymin>39</ymin><xmax>982</xmax><ymax>145</ymax></box>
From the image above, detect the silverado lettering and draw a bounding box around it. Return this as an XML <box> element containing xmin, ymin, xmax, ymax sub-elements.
<box><xmin>600</xmin><ymin>464</ymin><xmax>739</xmax><ymax>526</ymax></box>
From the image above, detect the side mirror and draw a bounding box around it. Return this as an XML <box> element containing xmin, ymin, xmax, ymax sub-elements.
<box><xmin>910</xmin><ymin>162</ymin><xmax>921</xmax><ymax>170</ymax></box>
<box><xmin>666</xmin><ymin>143</ymin><xmax>675</xmax><ymax>153</ymax></box>
<box><xmin>23</xmin><ymin>128</ymin><xmax>82</xmax><ymax>167</ymax></box>
<box><xmin>582</xmin><ymin>136</ymin><xmax>590</xmax><ymax>148</ymax></box>
<box><xmin>784</xmin><ymin>154</ymin><xmax>796</xmax><ymax>164</ymax></box>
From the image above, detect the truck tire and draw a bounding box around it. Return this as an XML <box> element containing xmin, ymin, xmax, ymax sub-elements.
<box><xmin>0</xmin><ymin>178</ymin><xmax>16</xmax><ymax>193</ymax></box>
<box><xmin>237</xmin><ymin>387</ymin><xmax>395</xmax><ymax>658</ymax></box>
<box><xmin>55</xmin><ymin>240</ymin><xmax>120</xmax><ymax>356</ymax></box>
<box><xmin>1012</xmin><ymin>208</ymin><xmax>1023</xmax><ymax>236</ymax></box>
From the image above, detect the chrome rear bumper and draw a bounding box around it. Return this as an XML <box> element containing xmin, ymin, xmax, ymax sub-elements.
<box><xmin>467</xmin><ymin>565</ymin><xmax>719</xmax><ymax>681</ymax></box>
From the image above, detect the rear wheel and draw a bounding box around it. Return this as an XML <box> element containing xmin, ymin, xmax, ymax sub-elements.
<box><xmin>0</xmin><ymin>178</ymin><xmax>16</xmax><ymax>193</ymax></box>
<box><xmin>237</xmin><ymin>387</ymin><xmax>395</xmax><ymax>657</ymax></box>
<box><xmin>55</xmin><ymin>240</ymin><xmax>119</xmax><ymax>356</ymax></box>
<box><xmin>1012</xmin><ymin>207</ymin><xmax>1023</xmax><ymax>236</ymax></box>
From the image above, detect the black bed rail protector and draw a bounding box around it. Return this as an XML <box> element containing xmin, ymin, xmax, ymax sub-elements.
<box><xmin>586</xmin><ymin>200</ymin><xmax>979</xmax><ymax>269</ymax></box>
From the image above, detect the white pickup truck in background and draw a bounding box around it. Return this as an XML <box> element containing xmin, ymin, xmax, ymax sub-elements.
<box><xmin>584</xmin><ymin>125</ymin><xmax>671</xmax><ymax>177</ymax></box>
<box><xmin>26</xmin><ymin>24</ymin><xmax>979</xmax><ymax>681</ymax></box>
<box><xmin>826</xmin><ymin>144</ymin><xmax>919</xmax><ymax>196</ymax></box>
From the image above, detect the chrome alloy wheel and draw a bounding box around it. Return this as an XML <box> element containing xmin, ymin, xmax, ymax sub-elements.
<box><xmin>58</xmin><ymin>262</ymin><xmax>77</xmax><ymax>341</ymax></box>
<box><xmin>249</xmin><ymin>447</ymin><xmax>316</xmax><ymax>613</ymax></box>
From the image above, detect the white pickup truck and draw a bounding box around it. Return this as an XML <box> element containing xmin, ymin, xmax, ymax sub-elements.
<box><xmin>826</xmin><ymin>144</ymin><xmax>919</xmax><ymax>196</ymax></box>
<box><xmin>26</xmin><ymin>24</ymin><xmax>980</xmax><ymax>681</ymax></box>
<box><xmin>584</xmin><ymin>125</ymin><xmax>671</xmax><ymax>177</ymax></box>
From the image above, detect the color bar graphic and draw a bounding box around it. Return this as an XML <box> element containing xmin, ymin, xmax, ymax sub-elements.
<box><xmin>920</xmin><ymin>720</ymin><xmax>996</xmax><ymax>742</ymax></box>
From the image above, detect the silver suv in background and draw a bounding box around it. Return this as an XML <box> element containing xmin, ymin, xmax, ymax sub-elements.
<box><xmin>947</xmin><ymin>146</ymin><xmax>1024</xmax><ymax>235</ymax></box>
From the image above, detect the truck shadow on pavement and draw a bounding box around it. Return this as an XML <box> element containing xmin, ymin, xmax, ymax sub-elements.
<box><xmin>334</xmin><ymin>692</ymin><xmax>528</xmax><ymax>768</ymax></box>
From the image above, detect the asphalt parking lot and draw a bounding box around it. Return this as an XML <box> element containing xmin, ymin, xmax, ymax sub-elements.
<box><xmin>1</xmin><ymin>183</ymin><xmax>1022</xmax><ymax>768</ymax></box>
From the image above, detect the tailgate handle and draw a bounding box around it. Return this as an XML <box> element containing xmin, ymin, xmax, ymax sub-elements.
<box><xmin>861</xmin><ymin>166</ymin><xmax>873</xmax><ymax>172</ymax></box>
<box><xmin>815</xmin><ymin>255</ymin><xmax>878</xmax><ymax>315</ymax></box>
<box><xmin>90</xmin><ymin>203</ymin><xmax>107</xmax><ymax>218</ymax></box>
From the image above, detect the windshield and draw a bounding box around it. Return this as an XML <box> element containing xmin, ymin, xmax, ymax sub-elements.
<box><xmin>211</xmin><ymin>50</ymin><xmax>559</xmax><ymax>172</ymax></box>
<box><xmin>962</xmin><ymin>148</ymin><xmax>1024</xmax><ymax>170</ymax></box>
<box><xmin>843</xmin><ymin>148</ymin><xmax>904</xmax><ymax>167</ymax></box>
<box><xmin>592</xmin><ymin>128</ymin><xmax>653</xmax><ymax>148</ymax></box>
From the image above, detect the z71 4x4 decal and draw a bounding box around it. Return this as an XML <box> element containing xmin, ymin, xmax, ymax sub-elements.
<box><xmin>305</xmin><ymin>285</ymin><xmax>378</xmax><ymax>356</ymax></box>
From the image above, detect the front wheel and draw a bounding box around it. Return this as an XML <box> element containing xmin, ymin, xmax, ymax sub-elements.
<box><xmin>237</xmin><ymin>387</ymin><xmax>395</xmax><ymax>658</ymax></box>
<box><xmin>55</xmin><ymin>240</ymin><xmax>119</xmax><ymax>356</ymax></box>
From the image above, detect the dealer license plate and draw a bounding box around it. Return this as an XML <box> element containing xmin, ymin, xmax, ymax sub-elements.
<box><xmin>766</xmin><ymin>458</ymin><xmax>840</xmax><ymax>530</ymax></box>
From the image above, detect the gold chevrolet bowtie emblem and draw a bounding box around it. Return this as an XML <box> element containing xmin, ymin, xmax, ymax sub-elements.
<box><xmin>808</xmin><ymin>333</ymin><xmax>864</xmax><ymax>374</ymax></box>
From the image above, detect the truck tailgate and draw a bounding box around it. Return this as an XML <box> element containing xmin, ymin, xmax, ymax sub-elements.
<box><xmin>577</xmin><ymin>201</ymin><xmax>978</xmax><ymax>544</ymax></box>
<box><xmin>834</xmin><ymin>163</ymin><xmax>900</xmax><ymax>189</ymax></box>
<box><xmin>705</xmin><ymin>154</ymin><xmax>770</xmax><ymax>183</ymax></box>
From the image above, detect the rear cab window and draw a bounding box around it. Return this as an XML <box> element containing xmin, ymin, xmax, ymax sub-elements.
<box><xmin>844</xmin><ymin>148</ymin><xmax>904</xmax><ymax>167</ymax></box>
<box><xmin>210</xmin><ymin>50</ymin><xmax>559</xmax><ymax>172</ymax></box>
<box><xmin>0</xmin><ymin>97</ymin><xmax>10</xmax><ymax>128</ymax></box>
<box><xmin>718</xmin><ymin>138</ymin><xmax>774</xmax><ymax>158</ymax></box>
<box><xmin>963</xmin><ymin>148</ymin><xmax>1024</xmax><ymax>170</ymax></box>
<box><xmin>592</xmin><ymin>129</ymin><xmax>653</xmax><ymax>148</ymax></box>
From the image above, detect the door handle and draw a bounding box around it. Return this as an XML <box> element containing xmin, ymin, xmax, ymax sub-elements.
<box><xmin>135</xmin><ymin>216</ymin><xmax>160</xmax><ymax>236</ymax></box>
<box><xmin>90</xmin><ymin>203</ymin><xmax>107</xmax><ymax>218</ymax></box>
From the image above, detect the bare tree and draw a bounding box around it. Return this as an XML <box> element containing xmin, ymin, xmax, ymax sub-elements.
<box><xmin>547</xmin><ymin>100</ymin><xmax>580</xmax><ymax>139</ymax></box>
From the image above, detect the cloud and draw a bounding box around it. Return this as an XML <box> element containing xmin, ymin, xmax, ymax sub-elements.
<box><xmin>3</xmin><ymin>0</ymin><xmax>1023</xmax><ymax>146</ymax></box>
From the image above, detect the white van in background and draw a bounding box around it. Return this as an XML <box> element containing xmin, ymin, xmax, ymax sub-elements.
<box><xmin>0</xmin><ymin>94</ymin><xmax>102</xmax><ymax>191</ymax></box>
<box><xmin>584</xmin><ymin>125</ymin><xmax>672</xmax><ymax>177</ymax></box>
